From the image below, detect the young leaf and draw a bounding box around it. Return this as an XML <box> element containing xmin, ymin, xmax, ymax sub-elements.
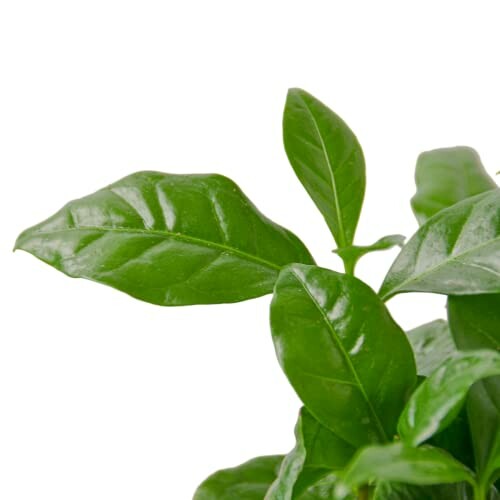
<box><xmin>283</xmin><ymin>88</ymin><xmax>365</xmax><ymax>248</ymax></box>
<box><xmin>406</xmin><ymin>320</ymin><xmax>456</xmax><ymax>377</ymax></box>
<box><xmin>15</xmin><ymin>172</ymin><xmax>314</xmax><ymax>306</ymax></box>
<box><xmin>398</xmin><ymin>350</ymin><xmax>500</xmax><ymax>446</ymax></box>
<box><xmin>265</xmin><ymin>407</ymin><xmax>355</xmax><ymax>500</ymax></box>
<box><xmin>448</xmin><ymin>295</ymin><xmax>500</xmax><ymax>488</ymax></box>
<box><xmin>270</xmin><ymin>264</ymin><xmax>417</xmax><ymax>447</ymax></box>
<box><xmin>335</xmin><ymin>443</ymin><xmax>475</xmax><ymax>499</ymax></box>
<box><xmin>380</xmin><ymin>189</ymin><xmax>500</xmax><ymax>300</ymax></box>
<box><xmin>193</xmin><ymin>455</ymin><xmax>284</xmax><ymax>500</ymax></box>
<box><xmin>411</xmin><ymin>147</ymin><xmax>496</xmax><ymax>225</ymax></box>
<box><xmin>333</xmin><ymin>234</ymin><xmax>405</xmax><ymax>275</ymax></box>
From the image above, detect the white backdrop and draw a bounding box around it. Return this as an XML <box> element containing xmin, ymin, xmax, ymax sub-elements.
<box><xmin>1</xmin><ymin>1</ymin><xmax>499</xmax><ymax>499</ymax></box>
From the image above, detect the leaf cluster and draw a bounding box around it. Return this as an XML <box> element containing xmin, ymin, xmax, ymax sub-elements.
<box><xmin>15</xmin><ymin>89</ymin><xmax>500</xmax><ymax>499</ymax></box>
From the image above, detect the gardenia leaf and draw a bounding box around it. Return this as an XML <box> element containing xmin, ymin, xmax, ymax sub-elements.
<box><xmin>270</xmin><ymin>264</ymin><xmax>416</xmax><ymax>448</ymax></box>
<box><xmin>265</xmin><ymin>407</ymin><xmax>355</xmax><ymax>500</ymax></box>
<box><xmin>193</xmin><ymin>455</ymin><xmax>284</xmax><ymax>500</ymax></box>
<box><xmin>398</xmin><ymin>350</ymin><xmax>500</xmax><ymax>447</ymax></box>
<box><xmin>283</xmin><ymin>88</ymin><xmax>365</xmax><ymax>248</ymax></box>
<box><xmin>411</xmin><ymin>146</ymin><xmax>496</xmax><ymax>225</ymax></box>
<box><xmin>15</xmin><ymin>171</ymin><xmax>314</xmax><ymax>306</ymax></box>
<box><xmin>380</xmin><ymin>189</ymin><xmax>500</xmax><ymax>300</ymax></box>
<box><xmin>335</xmin><ymin>443</ymin><xmax>475</xmax><ymax>499</ymax></box>
<box><xmin>406</xmin><ymin>320</ymin><xmax>456</xmax><ymax>377</ymax></box>
<box><xmin>448</xmin><ymin>295</ymin><xmax>500</xmax><ymax>488</ymax></box>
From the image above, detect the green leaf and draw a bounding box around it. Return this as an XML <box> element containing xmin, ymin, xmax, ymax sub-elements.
<box><xmin>406</xmin><ymin>320</ymin><xmax>456</xmax><ymax>377</ymax></box>
<box><xmin>265</xmin><ymin>407</ymin><xmax>355</xmax><ymax>499</ymax></box>
<box><xmin>398</xmin><ymin>350</ymin><xmax>500</xmax><ymax>447</ymax></box>
<box><xmin>373</xmin><ymin>481</ymin><xmax>474</xmax><ymax>499</ymax></box>
<box><xmin>379</xmin><ymin>189</ymin><xmax>500</xmax><ymax>300</ymax></box>
<box><xmin>283</xmin><ymin>88</ymin><xmax>365</xmax><ymax>248</ymax></box>
<box><xmin>15</xmin><ymin>171</ymin><xmax>314</xmax><ymax>306</ymax></box>
<box><xmin>448</xmin><ymin>295</ymin><xmax>500</xmax><ymax>487</ymax></box>
<box><xmin>335</xmin><ymin>443</ymin><xmax>475</xmax><ymax>499</ymax></box>
<box><xmin>411</xmin><ymin>147</ymin><xmax>496</xmax><ymax>225</ymax></box>
<box><xmin>270</xmin><ymin>264</ymin><xmax>416</xmax><ymax>447</ymax></box>
<box><xmin>333</xmin><ymin>234</ymin><xmax>405</xmax><ymax>274</ymax></box>
<box><xmin>193</xmin><ymin>455</ymin><xmax>284</xmax><ymax>500</ymax></box>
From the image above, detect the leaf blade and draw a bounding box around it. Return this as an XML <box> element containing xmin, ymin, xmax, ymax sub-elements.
<box><xmin>15</xmin><ymin>171</ymin><xmax>314</xmax><ymax>305</ymax></box>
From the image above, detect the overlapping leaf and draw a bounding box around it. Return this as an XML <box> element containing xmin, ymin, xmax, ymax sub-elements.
<box><xmin>15</xmin><ymin>172</ymin><xmax>314</xmax><ymax>305</ymax></box>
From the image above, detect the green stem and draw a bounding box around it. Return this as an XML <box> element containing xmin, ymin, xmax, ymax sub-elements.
<box><xmin>343</xmin><ymin>256</ymin><xmax>356</xmax><ymax>276</ymax></box>
<box><xmin>473</xmin><ymin>482</ymin><xmax>486</xmax><ymax>500</ymax></box>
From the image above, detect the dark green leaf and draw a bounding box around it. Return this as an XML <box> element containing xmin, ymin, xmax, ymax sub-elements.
<box><xmin>333</xmin><ymin>234</ymin><xmax>405</xmax><ymax>274</ymax></box>
<box><xmin>193</xmin><ymin>455</ymin><xmax>284</xmax><ymax>500</ymax></box>
<box><xmin>265</xmin><ymin>407</ymin><xmax>355</xmax><ymax>499</ymax></box>
<box><xmin>411</xmin><ymin>147</ymin><xmax>496</xmax><ymax>225</ymax></box>
<box><xmin>373</xmin><ymin>481</ymin><xmax>474</xmax><ymax>500</ymax></box>
<box><xmin>448</xmin><ymin>295</ymin><xmax>500</xmax><ymax>487</ymax></box>
<box><xmin>398</xmin><ymin>350</ymin><xmax>500</xmax><ymax>446</ymax></box>
<box><xmin>335</xmin><ymin>443</ymin><xmax>474</xmax><ymax>499</ymax></box>
<box><xmin>270</xmin><ymin>264</ymin><xmax>416</xmax><ymax>447</ymax></box>
<box><xmin>380</xmin><ymin>189</ymin><xmax>500</xmax><ymax>300</ymax></box>
<box><xmin>15</xmin><ymin>172</ymin><xmax>314</xmax><ymax>305</ymax></box>
<box><xmin>283</xmin><ymin>88</ymin><xmax>365</xmax><ymax>248</ymax></box>
<box><xmin>406</xmin><ymin>320</ymin><xmax>456</xmax><ymax>377</ymax></box>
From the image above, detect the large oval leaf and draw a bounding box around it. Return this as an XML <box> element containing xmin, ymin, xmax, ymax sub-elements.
<box><xmin>448</xmin><ymin>295</ymin><xmax>500</xmax><ymax>487</ymax></box>
<box><xmin>380</xmin><ymin>189</ymin><xmax>500</xmax><ymax>300</ymax></box>
<box><xmin>270</xmin><ymin>264</ymin><xmax>416</xmax><ymax>447</ymax></box>
<box><xmin>335</xmin><ymin>443</ymin><xmax>474</xmax><ymax>499</ymax></box>
<box><xmin>193</xmin><ymin>455</ymin><xmax>284</xmax><ymax>500</ymax></box>
<box><xmin>15</xmin><ymin>172</ymin><xmax>314</xmax><ymax>305</ymax></box>
<box><xmin>283</xmin><ymin>88</ymin><xmax>365</xmax><ymax>248</ymax></box>
<box><xmin>411</xmin><ymin>147</ymin><xmax>496</xmax><ymax>225</ymax></box>
<box><xmin>398</xmin><ymin>350</ymin><xmax>500</xmax><ymax>447</ymax></box>
<box><xmin>265</xmin><ymin>407</ymin><xmax>355</xmax><ymax>500</ymax></box>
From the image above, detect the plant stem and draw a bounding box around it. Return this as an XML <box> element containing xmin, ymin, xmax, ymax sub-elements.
<box><xmin>473</xmin><ymin>482</ymin><xmax>486</xmax><ymax>500</ymax></box>
<box><xmin>343</xmin><ymin>257</ymin><xmax>356</xmax><ymax>276</ymax></box>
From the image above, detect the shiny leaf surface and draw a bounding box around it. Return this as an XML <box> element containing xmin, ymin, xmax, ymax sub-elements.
<box><xmin>398</xmin><ymin>350</ymin><xmax>500</xmax><ymax>446</ymax></box>
<box><xmin>15</xmin><ymin>171</ymin><xmax>314</xmax><ymax>305</ymax></box>
<box><xmin>283</xmin><ymin>88</ymin><xmax>365</xmax><ymax>248</ymax></box>
<box><xmin>270</xmin><ymin>264</ymin><xmax>416</xmax><ymax>447</ymax></box>
<box><xmin>406</xmin><ymin>320</ymin><xmax>456</xmax><ymax>377</ymax></box>
<box><xmin>265</xmin><ymin>407</ymin><xmax>355</xmax><ymax>499</ymax></box>
<box><xmin>373</xmin><ymin>481</ymin><xmax>474</xmax><ymax>500</ymax></box>
<box><xmin>380</xmin><ymin>189</ymin><xmax>500</xmax><ymax>300</ymax></box>
<box><xmin>193</xmin><ymin>455</ymin><xmax>284</xmax><ymax>500</ymax></box>
<box><xmin>335</xmin><ymin>443</ymin><xmax>474</xmax><ymax>499</ymax></box>
<box><xmin>411</xmin><ymin>147</ymin><xmax>496</xmax><ymax>225</ymax></box>
<box><xmin>448</xmin><ymin>295</ymin><xmax>500</xmax><ymax>487</ymax></box>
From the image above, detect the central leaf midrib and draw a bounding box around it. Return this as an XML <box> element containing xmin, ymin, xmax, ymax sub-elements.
<box><xmin>291</xmin><ymin>269</ymin><xmax>388</xmax><ymax>443</ymax></box>
<box><xmin>26</xmin><ymin>225</ymin><xmax>282</xmax><ymax>271</ymax></box>
<box><xmin>299</xmin><ymin>95</ymin><xmax>347</xmax><ymax>248</ymax></box>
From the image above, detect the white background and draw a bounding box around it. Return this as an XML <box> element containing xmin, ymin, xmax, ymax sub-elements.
<box><xmin>1</xmin><ymin>1</ymin><xmax>499</xmax><ymax>499</ymax></box>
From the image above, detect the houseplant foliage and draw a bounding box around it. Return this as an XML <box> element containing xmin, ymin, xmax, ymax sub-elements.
<box><xmin>15</xmin><ymin>89</ymin><xmax>500</xmax><ymax>499</ymax></box>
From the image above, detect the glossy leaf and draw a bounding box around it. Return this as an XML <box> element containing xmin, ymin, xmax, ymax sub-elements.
<box><xmin>270</xmin><ymin>264</ymin><xmax>416</xmax><ymax>447</ymax></box>
<box><xmin>283</xmin><ymin>88</ymin><xmax>365</xmax><ymax>248</ymax></box>
<box><xmin>406</xmin><ymin>320</ymin><xmax>456</xmax><ymax>377</ymax></box>
<box><xmin>411</xmin><ymin>147</ymin><xmax>496</xmax><ymax>224</ymax></box>
<box><xmin>298</xmin><ymin>473</ymin><xmax>354</xmax><ymax>499</ymax></box>
<box><xmin>193</xmin><ymin>455</ymin><xmax>284</xmax><ymax>500</ymax></box>
<box><xmin>380</xmin><ymin>189</ymin><xmax>500</xmax><ymax>300</ymax></box>
<box><xmin>398</xmin><ymin>350</ymin><xmax>500</xmax><ymax>446</ymax></box>
<box><xmin>373</xmin><ymin>481</ymin><xmax>474</xmax><ymax>500</ymax></box>
<box><xmin>335</xmin><ymin>443</ymin><xmax>474</xmax><ymax>499</ymax></box>
<box><xmin>333</xmin><ymin>234</ymin><xmax>405</xmax><ymax>274</ymax></box>
<box><xmin>448</xmin><ymin>295</ymin><xmax>500</xmax><ymax>487</ymax></box>
<box><xmin>15</xmin><ymin>172</ymin><xmax>314</xmax><ymax>305</ymax></box>
<box><xmin>265</xmin><ymin>407</ymin><xmax>355</xmax><ymax>499</ymax></box>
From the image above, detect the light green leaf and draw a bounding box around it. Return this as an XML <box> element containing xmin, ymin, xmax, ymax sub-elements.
<box><xmin>265</xmin><ymin>407</ymin><xmax>355</xmax><ymax>499</ymax></box>
<box><xmin>406</xmin><ymin>320</ymin><xmax>456</xmax><ymax>377</ymax></box>
<box><xmin>15</xmin><ymin>172</ymin><xmax>314</xmax><ymax>305</ymax></box>
<box><xmin>398</xmin><ymin>350</ymin><xmax>500</xmax><ymax>446</ymax></box>
<box><xmin>283</xmin><ymin>88</ymin><xmax>365</xmax><ymax>248</ymax></box>
<box><xmin>193</xmin><ymin>455</ymin><xmax>284</xmax><ymax>500</ymax></box>
<box><xmin>411</xmin><ymin>146</ymin><xmax>496</xmax><ymax>225</ymax></box>
<box><xmin>380</xmin><ymin>189</ymin><xmax>500</xmax><ymax>300</ymax></box>
<box><xmin>448</xmin><ymin>294</ymin><xmax>500</xmax><ymax>488</ymax></box>
<box><xmin>270</xmin><ymin>264</ymin><xmax>416</xmax><ymax>448</ymax></box>
<box><xmin>335</xmin><ymin>443</ymin><xmax>474</xmax><ymax>499</ymax></box>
